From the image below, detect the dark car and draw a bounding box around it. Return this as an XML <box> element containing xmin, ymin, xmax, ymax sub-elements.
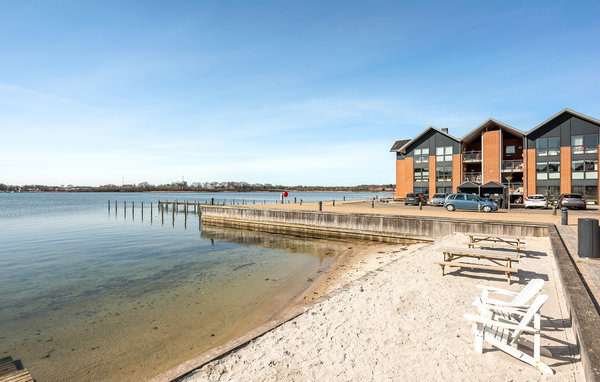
<box><xmin>560</xmin><ymin>193</ymin><xmax>587</xmax><ymax>210</ymax></box>
<box><xmin>430</xmin><ymin>193</ymin><xmax>447</xmax><ymax>207</ymax></box>
<box><xmin>443</xmin><ymin>193</ymin><xmax>498</xmax><ymax>213</ymax></box>
<box><xmin>405</xmin><ymin>193</ymin><xmax>425</xmax><ymax>206</ymax></box>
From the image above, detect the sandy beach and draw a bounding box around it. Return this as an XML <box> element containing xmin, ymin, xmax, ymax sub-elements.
<box><xmin>180</xmin><ymin>232</ymin><xmax>583</xmax><ymax>381</ymax></box>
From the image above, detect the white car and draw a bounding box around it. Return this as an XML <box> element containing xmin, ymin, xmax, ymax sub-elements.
<box><xmin>524</xmin><ymin>194</ymin><xmax>548</xmax><ymax>208</ymax></box>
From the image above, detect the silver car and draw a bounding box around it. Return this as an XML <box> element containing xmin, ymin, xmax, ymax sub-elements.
<box><xmin>430</xmin><ymin>193</ymin><xmax>447</xmax><ymax>207</ymax></box>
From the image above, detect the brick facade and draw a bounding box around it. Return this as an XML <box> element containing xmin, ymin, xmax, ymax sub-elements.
<box><xmin>482</xmin><ymin>130</ymin><xmax>501</xmax><ymax>183</ymax></box>
<box><xmin>523</xmin><ymin>149</ymin><xmax>534</xmax><ymax>196</ymax></box>
<box><xmin>452</xmin><ymin>153</ymin><xmax>462</xmax><ymax>192</ymax></box>
<box><xmin>395</xmin><ymin>157</ymin><xmax>414</xmax><ymax>198</ymax></box>
<box><xmin>560</xmin><ymin>146</ymin><xmax>572</xmax><ymax>194</ymax></box>
<box><xmin>428</xmin><ymin>156</ymin><xmax>436</xmax><ymax>198</ymax></box>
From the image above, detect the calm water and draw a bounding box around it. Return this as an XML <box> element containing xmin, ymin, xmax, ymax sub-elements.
<box><xmin>0</xmin><ymin>192</ymin><xmax>389</xmax><ymax>381</ymax></box>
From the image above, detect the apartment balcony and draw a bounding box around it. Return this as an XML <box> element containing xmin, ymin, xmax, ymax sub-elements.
<box><xmin>463</xmin><ymin>151</ymin><xmax>482</xmax><ymax>163</ymax></box>
<box><xmin>507</xmin><ymin>182</ymin><xmax>524</xmax><ymax>195</ymax></box>
<box><xmin>502</xmin><ymin>160</ymin><xmax>524</xmax><ymax>172</ymax></box>
<box><xmin>463</xmin><ymin>172</ymin><xmax>483</xmax><ymax>183</ymax></box>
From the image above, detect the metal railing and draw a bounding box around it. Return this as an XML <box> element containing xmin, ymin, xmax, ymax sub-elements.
<box><xmin>463</xmin><ymin>173</ymin><xmax>483</xmax><ymax>183</ymax></box>
<box><xmin>502</xmin><ymin>160</ymin><xmax>524</xmax><ymax>172</ymax></box>
<box><xmin>507</xmin><ymin>182</ymin><xmax>523</xmax><ymax>194</ymax></box>
<box><xmin>463</xmin><ymin>151</ymin><xmax>482</xmax><ymax>162</ymax></box>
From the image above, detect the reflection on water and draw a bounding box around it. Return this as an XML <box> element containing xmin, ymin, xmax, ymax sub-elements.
<box><xmin>0</xmin><ymin>196</ymin><xmax>350</xmax><ymax>382</ymax></box>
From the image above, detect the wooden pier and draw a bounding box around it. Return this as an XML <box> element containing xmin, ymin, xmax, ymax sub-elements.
<box><xmin>0</xmin><ymin>357</ymin><xmax>33</xmax><ymax>382</ymax></box>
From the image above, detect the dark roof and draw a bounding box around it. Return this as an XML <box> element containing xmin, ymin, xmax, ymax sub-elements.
<box><xmin>481</xmin><ymin>181</ymin><xmax>505</xmax><ymax>188</ymax></box>
<box><xmin>526</xmin><ymin>108</ymin><xmax>600</xmax><ymax>135</ymax></box>
<box><xmin>390</xmin><ymin>126</ymin><xmax>460</xmax><ymax>153</ymax></box>
<box><xmin>462</xmin><ymin>119</ymin><xmax>524</xmax><ymax>144</ymax></box>
<box><xmin>390</xmin><ymin>139</ymin><xmax>411</xmax><ymax>152</ymax></box>
<box><xmin>457</xmin><ymin>181</ymin><xmax>481</xmax><ymax>189</ymax></box>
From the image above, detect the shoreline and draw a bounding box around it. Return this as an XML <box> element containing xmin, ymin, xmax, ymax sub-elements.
<box><xmin>180</xmin><ymin>233</ymin><xmax>584</xmax><ymax>381</ymax></box>
<box><xmin>150</xmin><ymin>240</ymin><xmax>423</xmax><ymax>382</ymax></box>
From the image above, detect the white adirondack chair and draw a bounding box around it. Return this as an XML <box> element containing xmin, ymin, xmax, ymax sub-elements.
<box><xmin>476</xmin><ymin>278</ymin><xmax>544</xmax><ymax>308</ymax></box>
<box><xmin>465</xmin><ymin>294</ymin><xmax>553</xmax><ymax>375</ymax></box>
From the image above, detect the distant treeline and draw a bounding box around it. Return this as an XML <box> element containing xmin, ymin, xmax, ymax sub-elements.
<box><xmin>0</xmin><ymin>181</ymin><xmax>395</xmax><ymax>193</ymax></box>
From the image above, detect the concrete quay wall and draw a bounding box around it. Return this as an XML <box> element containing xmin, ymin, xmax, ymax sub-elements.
<box><xmin>200</xmin><ymin>206</ymin><xmax>548</xmax><ymax>241</ymax></box>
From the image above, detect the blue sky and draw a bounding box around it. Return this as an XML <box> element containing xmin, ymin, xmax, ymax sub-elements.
<box><xmin>1</xmin><ymin>1</ymin><xmax>599</xmax><ymax>186</ymax></box>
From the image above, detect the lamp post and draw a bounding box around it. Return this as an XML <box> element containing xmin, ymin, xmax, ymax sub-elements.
<box><xmin>505</xmin><ymin>175</ymin><xmax>513</xmax><ymax>210</ymax></box>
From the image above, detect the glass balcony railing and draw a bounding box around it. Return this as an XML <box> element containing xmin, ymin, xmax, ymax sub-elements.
<box><xmin>502</xmin><ymin>160</ymin><xmax>524</xmax><ymax>172</ymax></box>
<box><xmin>463</xmin><ymin>151</ymin><xmax>482</xmax><ymax>162</ymax></box>
<box><xmin>463</xmin><ymin>173</ymin><xmax>482</xmax><ymax>183</ymax></box>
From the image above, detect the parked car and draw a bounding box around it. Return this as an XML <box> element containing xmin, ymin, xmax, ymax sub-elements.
<box><xmin>405</xmin><ymin>193</ymin><xmax>425</xmax><ymax>206</ymax></box>
<box><xmin>524</xmin><ymin>194</ymin><xmax>548</xmax><ymax>209</ymax></box>
<box><xmin>430</xmin><ymin>193</ymin><xmax>447</xmax><ymax>206</ymax></box>
<box><xmin>443</xmin><ymin>193</ymin><xmax>498</xmax><ymax>213</ymax></box>
<box><xmin>560</xmin><ymin>193</ymin><xmax>587</xmax><ymax>210</ymax></box>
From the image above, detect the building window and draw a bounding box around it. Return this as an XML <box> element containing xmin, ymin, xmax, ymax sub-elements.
<box><xmin>414</xmin><ymin>168</ymin><xmax>429</xmax><ymax>182</ymax></box>
<box><xmin>572</xmin><ymin>160</ymin><xmax>598</xmax><ymax>180</ymax></box>
<box><xmin>414</xmin><ymin>148</ymin><xmax>429</xmax><ymax>163</ymax></box>
<box><xmin>413</xmin><ymin>187</ymin><xmax>429</xmax><ymax>198</ymax></box>
<box><xmin>536</xmin><ymin>161</ymin><xmax>560</xmax><ymax>180</ymax></box>
<box><xmin>572</xmin><ymin>185</ymin><xmax>598</xmax><ymax>204</ymax></box>
<box><xmin>536</xmin><ymin>137</ymin><xmax>560</xmax><ymax>156</ymax></box>
<box><xmin>436</xmin><ymin>166</ymin><xmax>452</xmax><ymax>182</ymax></box>
<box><xmin>538</xmin><ymin>185</ymin><xmax>561</xmax><ymax>200</ymax></box>
<box><xmin>505</xmin><ymin>145</ymin><xmax>515</xmax><ymax>154</ymax></box>
<box><xmin>436</xmin><ymin>146</ymin><xmax>453</xmax><ymax>162</ymax></box>
<box><xmin>571</xmin><ymin>134</ymin><xmax>598</xmax><ymax>155</ymax></box>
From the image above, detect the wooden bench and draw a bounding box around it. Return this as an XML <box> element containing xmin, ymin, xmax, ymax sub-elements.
<box><xmin>465</xmin><ymin>232</ymin><xmax>526</xmax><ymax>246</ymax></box>
<box><xmin>436</xmin><ymin>247</ymin><xmax>519</xmax><ymax>284</ymax></box>
<box><xmin>0</xmin><ymin>358</ymin><xmax>33</xmax><ymax>382</ymax></box>
<box><xmin>464</xmin><ymin>242</ymin><xmax>526</xmax><ymax>257</ymax></box>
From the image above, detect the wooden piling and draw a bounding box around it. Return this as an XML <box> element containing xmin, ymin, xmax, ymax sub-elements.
<box><xmin>108</xmin><ymin>200</ymin><xmax>110</xmax><ymax>212</ymax></box>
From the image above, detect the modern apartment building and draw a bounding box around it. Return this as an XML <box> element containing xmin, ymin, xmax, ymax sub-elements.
<box><xmin>390</xmin><ymin>109</ymin><xmax>600</xmax><ymax>204</ymax></box>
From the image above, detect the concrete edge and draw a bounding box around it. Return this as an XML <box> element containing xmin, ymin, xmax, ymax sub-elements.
<box><xmin>548</xmin><ymin>224</ymin><xmax>600</xmax><ymax>382</ymax></box>
<box><xmin>204</xmin><ymin>205</ymin><xmax>550</xmax><ymax>229</ymax></box>
<box><xmin>201</xmin><ymin>215</ymin><xmax>432</xmax><ymax>243</ymax></box>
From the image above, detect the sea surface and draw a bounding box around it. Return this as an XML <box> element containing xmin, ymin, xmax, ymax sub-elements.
<box><xmin>0</xmin><ymin>192</ymin><xmax>391</xmax><ymax>381</ymax></box>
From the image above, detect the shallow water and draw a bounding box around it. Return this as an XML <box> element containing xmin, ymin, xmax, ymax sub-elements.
<box><xmin>0</xmin><ymin>192</ymin><xmax>380</xmax><ymax>381</ymax></box>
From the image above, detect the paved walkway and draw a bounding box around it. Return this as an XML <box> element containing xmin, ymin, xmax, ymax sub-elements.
<box><xmin>553</xmin><ymin>226</ymin><xmax>600</xmax><ymax>312</ymax></box>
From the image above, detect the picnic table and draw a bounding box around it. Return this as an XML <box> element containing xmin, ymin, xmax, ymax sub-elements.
<box><xmin>436</xmin><ymin>246</ymin><xmax>519</xmax><ymax>284</ymax></box>
<box><xmin>464</xmin><ymin>232</ymin><xmax>526</xmax><ymax>257</ymax></box>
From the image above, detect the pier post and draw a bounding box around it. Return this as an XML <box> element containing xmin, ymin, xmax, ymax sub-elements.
<box><xmin>115</xmin><ymin>200</ymin><xmax>117</xmax><ymax>212</ymax></box>
<box><xmin>161</xmin><ymin>205</ymin><xmax>164</xmax><ymax>225</ymax></box>
<box><xmin>318</xmin><ymin>201</ymin><xmax>322</xmax><ymax>211</ymax></box>
<box><xmin>141</xmin><ymin>202</ymin><xmax>144</xmax><ymax>220</ymax></box>
<box><xmin>124</xmin><ymin>201</ymin><xmax>127</xmax><ymax>218</ymax></box>
<box><xmin>294</xmin><ymin>197</ymin><xmax>296</xmax><ymax>203</ymax></box>
<box><xmin>333</xmin><ymin>200</ymin><xmax>335</xmax><ymax>207</ymax></box>
<box><xmin>108</xmin><ymin>200</ymin><xmax>110</xmax><ymax>212</ymax></box>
